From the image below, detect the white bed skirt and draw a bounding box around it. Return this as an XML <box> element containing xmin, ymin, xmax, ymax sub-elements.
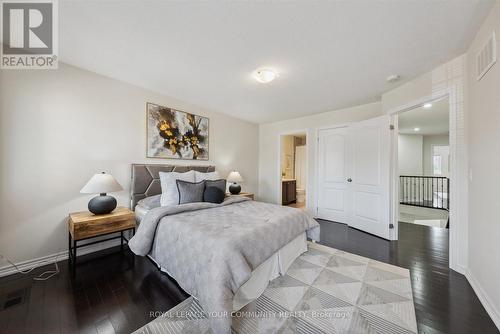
<box><xmin>232</xmin><ymin>232</ymin><xmax>307</xmax><ymax>311</ymax></box>
<box><xmin>148</xmin><ymin>232</ymin><xmax>308</xmax><ymax>312</ymax></box>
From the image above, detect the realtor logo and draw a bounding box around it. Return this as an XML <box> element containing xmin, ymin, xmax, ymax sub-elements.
<box><xmin>1</xmin><ymin>0</ymin><xmax>58</xmax><ymax>69</ymax></box>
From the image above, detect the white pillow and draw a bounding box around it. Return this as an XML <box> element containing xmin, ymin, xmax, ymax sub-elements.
<box><xmin>159</xmin><ymin>170</ymin><xmax>196</xmax><ymax>206</ymax></box>
<box><xmin>194</xmin><ymin>170</ymin><xmax>220</xmax><ymax>183</ymax></box>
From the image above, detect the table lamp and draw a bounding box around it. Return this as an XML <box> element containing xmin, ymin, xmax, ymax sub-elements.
<box><xmin>227</xmin><ymin>171</ymin><xmax>243</xmax><ymax>195</ymax></box>
<box><xmin>80</xmin><ymin>172</ymin><xmax>123</xmax><ymax>215</ymax></box>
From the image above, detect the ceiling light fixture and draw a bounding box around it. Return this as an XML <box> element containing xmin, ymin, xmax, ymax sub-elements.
<box><xmin>414</xmin><ymin>127</ymin><xmax>421</xmax><ymax>132</ymax></box>
<box><xmin>253</xmin><ymin>68</ymin><xmax>278</xmax><ymax>83</ymax></box>
<box><xmin>423</xmin><ymin>103</ymin><xmax>433</xmax><ymax>109</ymax></box>
<box><xmin>386</xmin><ymin>74</ymin><xmax>400</xmax><ymax>83</ymax></box>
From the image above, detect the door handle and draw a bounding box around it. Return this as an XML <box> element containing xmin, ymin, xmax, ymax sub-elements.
<box><xmin>347</xmin><ymin>178</ymin><xmax>352</xmax><ymax>183</ymax></box>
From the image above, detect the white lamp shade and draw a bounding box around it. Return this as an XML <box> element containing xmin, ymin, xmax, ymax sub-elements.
<box><xmin>227</xmin><ymin>171</ymin><xmax>243</xmax><ymax>183</ymax></box>
<box><xmin>80</xmin><ymin>172</ymin><xmax>123</xmax><ymax>194</ymax></box>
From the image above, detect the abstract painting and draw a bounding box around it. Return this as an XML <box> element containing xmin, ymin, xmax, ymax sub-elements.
<box><xmin>146</xmin><ymin>102</ymin><xmax>209</xmax><ymax>160</ymax></box>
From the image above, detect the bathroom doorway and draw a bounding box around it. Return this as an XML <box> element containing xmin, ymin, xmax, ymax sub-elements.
<box><xmin>279</xmin><ymin>132</ymin><xmax>307</xmax><ymax>209</ymax></box>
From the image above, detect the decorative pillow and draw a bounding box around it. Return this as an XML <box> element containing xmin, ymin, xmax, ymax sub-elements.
<box><xmin>205</xmin><ymin>179</ymin><xmax>227</xmax><ymax>193</ymax></box>
<box><xmin>194</xmin><ymin>171</ymin><xmax>220</xmax><ymax>183</ymax></box>
<box><xmin>176</xmin><ymin>180</ymin><xmax>206</xmax><ymax>204</ymax></box>
<box><xmin>204</xmin><ymin>186</ymin><xmax>225</xmax><ymax>204</ymax></box>
<box><xmin>137</xmin><ymin>194</ymin><xmax>161</xmax><ymax>210</ymax></box>
<box><xmin>159</xmin><ymin>170</ymin><xmax>195</xmax><ymax>206</ymax></box>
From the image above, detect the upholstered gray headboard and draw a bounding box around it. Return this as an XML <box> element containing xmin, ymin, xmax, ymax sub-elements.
<box><xmin>130</xmin><ymin>164</ymin><xmax>215</xmax><ymax>209</ymax></box>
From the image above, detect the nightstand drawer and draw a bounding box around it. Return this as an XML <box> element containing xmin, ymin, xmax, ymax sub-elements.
<box><xmin>70</xmin><ymin>218</ymin><xmax>135</xmax><ymax>240</ymax></box>
<box><xmin>68</xmin><ymin>207</ymin><xmax>135</xmax><ymax>240</ymax></box>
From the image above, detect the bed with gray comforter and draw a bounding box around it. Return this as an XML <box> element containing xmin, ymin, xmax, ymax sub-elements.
<box><xmin>128</xmin><ymin>196</ymin><xmax>319</xmax><ymax>333</ymax></box>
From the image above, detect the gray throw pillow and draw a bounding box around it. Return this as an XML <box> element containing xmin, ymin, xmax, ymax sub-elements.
<box><xmin>205</xmin><ymin>179</ymin><xmax>227</xmax><ymax>193</ymax></box>
<box><xmin>137</xmin><ymin>194</ymin><xmax>161</xmax><ymax>210</ymax></box>
<box><xmin>176</xmin><ymin>180</ymin><xmax>206</xmax><ymax>204</ymax></box>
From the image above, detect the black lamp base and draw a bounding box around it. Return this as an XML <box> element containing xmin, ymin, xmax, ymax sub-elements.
<box><xmin>88</xmin><ymin>193</ymin><xmax>117</xmax><ymax>215</ymax></box>
<box><xmin>229</xmin><ymin>183</ymin><xmax>241</xmax><ymax>195</ymax></box>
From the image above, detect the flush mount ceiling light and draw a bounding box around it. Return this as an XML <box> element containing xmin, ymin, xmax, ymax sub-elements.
<box><xmin>414</xmin><ymin>127</ymin><xmax>421</xmax><ymax>132</ymax></box>
<box><xmin>253</xmin><ymin>68</ymin><xmax>278</xmax><ymax>83</ymax></box>
<box><xmin>423</xmin><ymin>103</ymin><xmax>433</xmax><ymax>109</ymax></box>
<box><xmin>386</xmin><ymin>74</ymin><xmax>400</xmax><ymax>83</ymax></box>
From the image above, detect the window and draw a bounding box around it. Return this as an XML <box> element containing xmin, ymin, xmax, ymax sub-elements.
<box><xmin>432</xmin><ymin>145</ymin><xmax>449</xmax><ymax>176</ymax></box>
<box><xmin>433</xmin><ymin>155</ymin><xmax>442</xmax><ymax>175</ymax></box>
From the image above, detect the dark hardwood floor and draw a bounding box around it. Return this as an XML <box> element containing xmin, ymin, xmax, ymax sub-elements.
<box><xmin>0</xmin><ymin>221</ymin><xmax>498</xmax><ymax>334</ymax></box>
<box><xmin>0</xmin><ymin>247</ymin><xmax>189</xmax><ymax>334</ymax></box>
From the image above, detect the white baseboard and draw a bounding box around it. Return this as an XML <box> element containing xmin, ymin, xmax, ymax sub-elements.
<box><xmin>0</xmin><ymin>239</ymin><xmax>121</xmax><ymax>278</ymax></box>
<box><xmin>465</xmin><ymin>269</ymin><xmax>500</xmax><ymax>330</ymax></box>
<box><xmin>451</xmin><ymin>262</ymin><xmax>467</xmax><ymax>275</ymax></box>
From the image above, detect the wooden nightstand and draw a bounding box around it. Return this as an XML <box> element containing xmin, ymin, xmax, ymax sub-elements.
<box><xmin>226</xmin><ymin>192</ymin><xmax>254</xmax><ymax>200</ymax></box>
<box><xmin>68</xmin><ymin>207</ymin><xmax>136</xmax><ymax>277</ymax></box>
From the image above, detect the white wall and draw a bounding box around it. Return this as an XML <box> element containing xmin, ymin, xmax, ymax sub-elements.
<box><xmin>0</xmin><ymin>63</ymin><xmax>259</xmax><ymax>267</ymax></box>
<box><xmin>423</xmin><ymin>134</ymin><xmax>449</xmax><ymax>176</ymax></box>
<box><xmin>258</xmin><ymin>102</ymin><xmax>382</xmax><ymax>212</ymax></box>
<box><xmin>466</xmin><ymin>0</ymin><xmax>500</xmax><ymax>327</ymax></box>
<box><xmin>398</xmin><ymin>134</ymin><xmax>423</xmax><ymax>175</ymax></box>
<box><xmin>398</xmin><ymin>133</ymin><xmax>450</xmax><ymax>176</ymax></box>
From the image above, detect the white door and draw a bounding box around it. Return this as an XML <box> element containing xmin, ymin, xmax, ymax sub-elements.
<box><xmin>317</xmin><ymin>127</ymin><xmax>352</xmax><ymax>224</ymax></box>
<box><xmin>317</xmin><ymin>116</ymin><xmax>392</xmax><ymax>239</ymax></box>
<box><xmin>348</xmin><ymin>116</ymin><xmax>391</xmax><ymax>239</ymax></box>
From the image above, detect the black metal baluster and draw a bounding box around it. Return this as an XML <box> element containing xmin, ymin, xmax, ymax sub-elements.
<box><xmin>428</xmin><ymin>177</ymin><xmax>431</xmax><ymax>206</ymax></box>
<box><xmin>413</xmin><ymin>177</ymin><xmax>415</xmax><ymax>205</ymax></box>
<box><xmin>408</xmin><ymin>177</ymin><xmax>410</xmax><ymax>204</ymax></box>
<box><xmin>410</xmin><ymin>177</ymin><xmax>413</xmax><ymax>204</ymax></box>
<box><xmin>430</xmin><ymin>177</ymin><xmax>433</xmax><ymax>207</ymax></box>
<box><xmin>421</xmin><ymin>177</ymin><xmax>424</xmax><ymax>205</ymax></box>
<box><xmin>405</xmin><ymin>176</ymin><xmax>408</xmax><ymax>204</ymax></box>
<box><xmin>441</xmin><ymin>178</ymin><xmax>444</xmax><ymax>209</ymax></box>
<box><xmin>417</xmin><ymin>177</ymin><xmax>420</xmax><ymax>205</ymax></box>
<box><xmin>417</xmin><ymin>177</ymin><xmax>419</xmax><ymax>205</ymax></box>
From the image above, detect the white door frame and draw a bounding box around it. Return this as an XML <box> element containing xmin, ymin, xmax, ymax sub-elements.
<box><xmin>276</xmin><ymin>129</ymin><xmax>310</xmax><ymax>207</ymax></box>
<box><xmin>388</xmin><ymin>90</ymin><xmax>461</xmax><ymax>272</ymax></box>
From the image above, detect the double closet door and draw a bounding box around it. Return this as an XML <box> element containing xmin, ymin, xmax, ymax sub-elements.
<box><xmin>317</xmin><ymin>116</ymin><xmax>392</xmax><ymax>239</ymax></box>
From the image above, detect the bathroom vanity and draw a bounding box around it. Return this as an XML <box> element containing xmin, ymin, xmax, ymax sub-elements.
<box><xmin>282</xmin><ymin>179</ymin><xmax>297</xmax><ymax>205</ymax></box>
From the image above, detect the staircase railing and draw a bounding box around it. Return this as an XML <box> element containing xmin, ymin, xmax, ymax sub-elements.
<box><xmin>399</xmin><ymin>175</ymin><xmax>449</xmax><ymax>210</ymax></box>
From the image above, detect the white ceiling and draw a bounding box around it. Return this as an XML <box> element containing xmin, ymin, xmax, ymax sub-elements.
<box><xmin>398</xmin><ymin>98</ymin><xmax>449</xmax><ymax>135</ymax></box>
<box><xmin>59</xmin><ymin>0</ymin><xmax>494</xmax><ymax>124</ymax></box>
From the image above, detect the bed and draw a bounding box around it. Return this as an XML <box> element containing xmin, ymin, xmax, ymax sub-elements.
<box><xmin>128</xmin><ymin>164</ymin><xmax>320</xmax><ymax>333</ymax></box>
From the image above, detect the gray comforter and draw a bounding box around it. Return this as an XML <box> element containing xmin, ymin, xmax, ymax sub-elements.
<box><xmin>128</xmin><ymin>197</ymin><xmax>320</xmax><ymax>333</ymax></box>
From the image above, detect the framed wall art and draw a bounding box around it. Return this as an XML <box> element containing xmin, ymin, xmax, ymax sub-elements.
<box><xmin>146</xmin><ymin>102</ymin><xmax>209</xmax><ymax>160</ymax></box>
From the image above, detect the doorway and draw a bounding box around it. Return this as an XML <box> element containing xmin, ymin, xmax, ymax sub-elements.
<box><xmin>397</xmin><ymin>98</ymin><xmax>450</xmax><ymax>229</ymax></box>
<box><xmin>279</xmin><ymin>132</ymin><xmax>307</xmax><ymax>209</ymax></box>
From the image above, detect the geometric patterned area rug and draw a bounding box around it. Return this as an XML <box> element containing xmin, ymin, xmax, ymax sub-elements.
<box><xmin>134</xmin><ymin>242</ymin><xmax>418</xmax><ymax>334</ymax></box>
